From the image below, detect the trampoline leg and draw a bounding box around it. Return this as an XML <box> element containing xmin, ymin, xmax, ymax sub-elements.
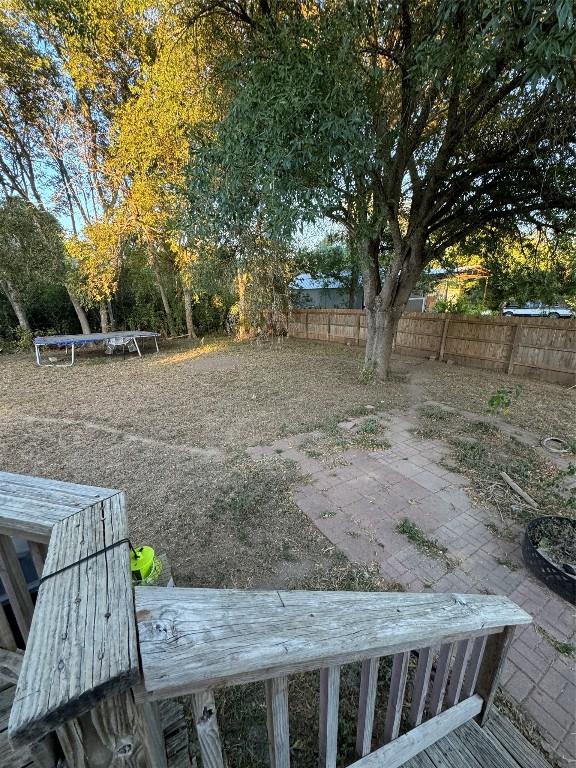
<box><xmin>133</xmin><ymin>337</ymin><xmax>142</xmax><ymax>357</ymax></box>
<box><xmin>154</xmin><ymin>337</ymin><xmax>159</xmax><ymax>353</ymax></box>
<box><xmin>71</xmin><ymin>344</ymin><xmax>75</xmax><ymax>366</ymax></box>
<box><xmin>35</xmin><ymin>344</ymin><xmax>40</xmax><ymax>366</ymax></box>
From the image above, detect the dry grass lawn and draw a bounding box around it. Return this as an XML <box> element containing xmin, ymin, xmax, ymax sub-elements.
<box><xmin>1</xmin><ymin>336</ymin><xmax>573</xmax><ymax>588</ymax></box>
<box><xmin>1</xmin><ymin>336</ymin><xmax>574</xmax><ymax>767</ymax></box>
<box><xmin>0</xmin><ymin>337</ymin><xmax>412</xmax><ymax>586</ymax></box>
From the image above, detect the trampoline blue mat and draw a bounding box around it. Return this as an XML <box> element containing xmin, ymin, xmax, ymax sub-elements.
<box><xmin>34</xmin><ymin>331</ymin><xmax>160</xmax><ymax>346</ymax></box>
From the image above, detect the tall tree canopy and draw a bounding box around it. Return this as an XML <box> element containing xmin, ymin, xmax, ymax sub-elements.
<box><xmin>0</xmin><ymin>196</ymin><xmax>65</xmax><ymax>331</ymax></box>
<box><xmin>189</xmin><ymin>0</ymin><xmax>576</xmax><ymax>377</ymax></box>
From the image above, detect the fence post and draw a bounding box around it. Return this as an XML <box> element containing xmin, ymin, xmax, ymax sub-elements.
<box><xmin>438</xmin><ymin>316</ymin><xmax>450</xmax><ymax>361</ymax></box>
<box><xmin>305</xmin><ymin>311</ymin><xmax>309</xmax><ymax>340</ymax></box>
<box><xmin>507</xmin><ymin>323</ymin><xmax>520</xmax><ymax>375</ymax></box>
<box><xmin>356</xmin><ymin>313</ymin><xmax>361</xmax><ymax>345</ymax></box>
<box><xmin>327</xmin><ymin>313</ymin><xmax>331</xmax><ymax>341</ymax></box>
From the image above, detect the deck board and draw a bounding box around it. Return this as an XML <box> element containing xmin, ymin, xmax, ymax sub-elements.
<box><xmin>0</xmin><ymin>472</ymin><xmax>118</xmax><ymax>541</ymax></box>
<box><xmin>484</xmin><ymin>710</ymin><xmax>552</xmax><ymax>768</ymax></box>
<box><xmin>403</xmin><ymin>711</ymin><xmax>553</xmax><ymax>768</ymax></box>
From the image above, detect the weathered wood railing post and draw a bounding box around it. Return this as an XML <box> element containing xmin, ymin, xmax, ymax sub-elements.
<box><xmin>4</xmin><ymin>477</ymin><xmax>168</xmax><ymax>768</ymax></box>
<box><xmin>2</xmin><ymin>472</ymin><xmax>532</xmax><ymax>768</ymax></box>
<box><xmin>191</xmin><ymin>690</ymin><xmax>226</xmax><ymax>768</ymax></box>
<box><xmin>134</xmin><ymin>588</ymin><xmax>531</xmax><ymax>768</ymax></box>
<box><xmin>475</xmin><ymin>627</ymin><xmax>516</xmax><ymax>726</ymax></box>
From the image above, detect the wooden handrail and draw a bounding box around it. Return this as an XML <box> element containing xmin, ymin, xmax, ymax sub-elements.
<box><xmin>135</xmin><ymin>586</ymin><xmax>530</xmax><ymax>768</ymax></box>
<box><xmin>0</xmin><ymin>471</ymin><xmax>166</xmax><ymax>768</ymax></box>
<box><xmin>133</xmin><ymin>587</ymin><xmax>531</xmax><ymax>700</ymax></box>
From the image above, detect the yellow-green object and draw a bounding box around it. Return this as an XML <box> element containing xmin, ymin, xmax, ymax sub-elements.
<box><xmin>130</xmin><ymin>546</ymin><xmax>157</xmax><ymax>582</ymax></box>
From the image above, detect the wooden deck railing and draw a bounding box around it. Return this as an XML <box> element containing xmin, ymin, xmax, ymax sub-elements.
<box><xmin>0</xmin><ymin>471</ymin><xmax>532</xmax><ymax>768</ymax></box>
<box><xmin>133</xmin><ymin>587</ymin><xmax>529</xmax><ymax>768</ymax></box>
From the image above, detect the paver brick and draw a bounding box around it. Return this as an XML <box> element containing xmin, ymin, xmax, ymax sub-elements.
<box><xmin>285</xmin><ymin>415</ymin><xmax>575</xmax><ymax>764</ymax></box>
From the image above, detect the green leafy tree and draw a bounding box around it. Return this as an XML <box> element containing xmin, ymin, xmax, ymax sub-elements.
<box><xmin>0</xmin><ymin>196</ymin><xmax>66</xmax><ymax>330</ymax></box>
<box><xmin>188</xmin><ymin>0</ymin><xmax>576</xmax><ymax>378</ymax></box>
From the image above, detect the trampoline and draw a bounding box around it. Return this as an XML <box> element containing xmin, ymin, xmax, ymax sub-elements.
<box><xmin>33</xmin><ymin>331</ymin><xmax>160</xmax><ymax>367</ymax></box>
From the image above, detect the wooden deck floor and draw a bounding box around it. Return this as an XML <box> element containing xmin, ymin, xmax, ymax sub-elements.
<box><xmin>411</xmin><ymin>710</ymin><xmax>552</xmax><ymax>768</ymax></box>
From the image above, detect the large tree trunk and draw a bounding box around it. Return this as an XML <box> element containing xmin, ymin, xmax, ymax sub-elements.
<box><xmin>66</xmin><ymin>287</ymin><xmax>91</xmax><ymax>334</ymax></box>
<box><xmin>99</xmin><ymin>301</ymin><xmax>109</xmax><ymax>333</ymax></box>
<box><xmin>347</xmin><ymin>233</ymin><xmax>360</xmax><ymax>309</ymax></box>
<box><xmin>366</xmin><ymin>301</ymin><xmax>401</xmax><ymax>379</ymax></box>
<box><xmin>182</xmin><ymin>286</ymin><xmax>197</xmax><ymax>339</ymax></box>
<box><xmin>363</xmin><ymin>236</ymin><xmax>423</xmax><ymax>379</ymax></box>
<box><xmin>0</xmin><ymin>278</ymin><xmax>30</xmax><ymax>331</ymax></box>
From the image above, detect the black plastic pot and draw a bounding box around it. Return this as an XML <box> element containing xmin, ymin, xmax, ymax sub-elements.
<box><xmin>523</xmin><ymin>516</ymin><xmax>576</xmax><ymax>605</ymax></box>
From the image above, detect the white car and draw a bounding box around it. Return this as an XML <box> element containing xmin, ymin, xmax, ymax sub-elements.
<box><xmin>502</xmin><ymin>301</ymin><xmax>573</xmax><ymax>319</ymax></box>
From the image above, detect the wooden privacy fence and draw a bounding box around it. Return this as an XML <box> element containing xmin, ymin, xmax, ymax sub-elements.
<box><xmin>289</xmin><ymin>309</ymin><xmax>576</xmax><ymax>386</ymax></box>
<box><xmin>0</xmin><ymin>470</ymin><xmax>532</xmax><ymax>768</ymax></box>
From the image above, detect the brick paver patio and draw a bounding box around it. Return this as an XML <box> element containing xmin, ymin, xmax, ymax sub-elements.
<box><xmin>249</xmin><ymin>414</ymin><xmax>576</xmax><ymax>766</ymax></box>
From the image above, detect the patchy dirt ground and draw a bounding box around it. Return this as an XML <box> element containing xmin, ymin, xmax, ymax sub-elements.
<box><xmin>0</xmin><ymin>337</ymin><xmax>573</xmax><ymax>587</ymax></box>
<box><xmin>1</xmin><ymin>336</ymin><xmax>574</xmax><ymax>766</ymax></box>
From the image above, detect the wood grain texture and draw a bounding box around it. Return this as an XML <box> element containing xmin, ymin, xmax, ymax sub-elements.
<box><xmin>428</xmin><ymin>644</ymin><xmax>453</xmax><ymax>718</ymax></box>
<box><xmin>265</xmin><ymin>677</ymin><xmax>290</xmax><ymax>768</ymax></box>
<box><xmin>9</xmin><ymin>492</ymin><xmax>140</xmax><ymax>748</ymax></box>
<box><xmin>475</xmin><ymin>628</ymin><xmax>516</xmax><ymax>727</ymax></box>
<box><xmin>0</xmin><ymin>535</ymin><xmax>34</xmax><ymax>642</ymax></box>
<box><xmin>0</xmin><ymin>728</ymin><xmax>33</xmax><ymax>768</ymax></box>
<box><xmin>56</xmin><ymin>691</ymin><xmax>166</xmax><ymax>768</ymax></box>
<box><xmin>485</xmin><ymin>710</ymin><xmax>552</xmax><ymax>768</ymax></box>
<box><xmin>27</xmin><ymin>543</ymin><xmax>47</xmax><ymax>580</ymax></box>
<box><xmin>159</xmin><ymin>699</ymin><xmax>192</xmax><ymax>768</ymax></box>
<box><xmin>191</xmin><ymin>691</ymin><xmax>225</xmax><ymax>768</ymax></box>
<box><xmin>0</xmin><ymin>683</ymin><xmax>33</xmax><ymax>768</ymax></box>
<box><xmin>450</xmin><ymin>720</ymin><xmax>520</xmax><ymax>768</ymax></box>
<box><xmin>0</xmin><ymin>648</ymin><xmax>23</xmax><ymax>684</ymax></box>
<box><xmin>350</xmin><ymin>695</ymin><xmax>483</xmax><ymax>768</ymax></box>
<box><xmin>383</xmin><ymin>652</ymin><xmax>410</xmax><ymax>744</ymax></box>
<box><xmin>445</xmin><ymin>640</ymin><xmax>472</xmax><ymax>708</ymax></box>
<box><xmin>461</xmin><ymin>637</ymin><xmax>487</xmax><ymax>700</ymax></box>
<box><xmin>0</xmin><ymin>603</ymin><xmax>17</xmax><ymax>651</ymax></box>
<box><xmin>356</xmin><ymin>658</ymin><xmax>379</xmax><ymax>757</ymax></box>
<box><xmin>0</xmin><ymin>472</ymin><xmax>117</xmax><ymax>542</ymax></box>
<box><xmin>28</xmin><ymin>734</ymin><xmax>60</xmax><ymax>768</ymax></box>
<box><xmin>134</xmin><ymin>589</ymin><xmax>530</xmax><ymax>701</ymax></box>
<box><xmin>409</xmin><ymin>647</ymin><xmax>434</xmax><ymax>727</ymax></box>
<box><xmin>319</xmin><ymin>666</ymin><xmax>340</xmax><ymax>768</ymax></box>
